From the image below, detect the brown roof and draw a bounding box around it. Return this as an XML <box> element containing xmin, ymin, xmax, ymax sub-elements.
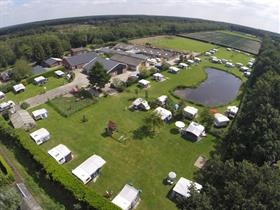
<box><xmin>111</xmin><ymin>54</ymin><xmax>144</xmax><ymax>67</ymax></box>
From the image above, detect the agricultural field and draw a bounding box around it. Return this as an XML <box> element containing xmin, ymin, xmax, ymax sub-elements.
<box><xmin>180</xmin><ymin>30</ymin><xmax>261</xmax><ymax>54</ymax></box>
<box><xmin>130</xmin><ymin>36</ymin><xmax>216</xmax><ymax>53</ymax></box>
<box><xmin>21</xmin><ymin>47</ymin><xmax>253</xmax><ymax>210</ymax></box>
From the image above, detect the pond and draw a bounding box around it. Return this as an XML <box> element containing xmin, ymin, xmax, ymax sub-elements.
<box><xmin>174</xmin><ymin>68</ymin><xmax>242</xmax><ymax>106</ymax></box>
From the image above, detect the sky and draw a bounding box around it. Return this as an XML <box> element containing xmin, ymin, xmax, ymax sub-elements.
<box><xmin>0</xmin><ymin>0</ymin><xmax>279</xmax><ymax>33</ymax></box>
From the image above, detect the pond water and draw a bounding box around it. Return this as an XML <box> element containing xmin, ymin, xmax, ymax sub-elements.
<box><xmin>174</xmin><ymin>68</ymin><xmax>242</xmax><ymax>106</ymax></box>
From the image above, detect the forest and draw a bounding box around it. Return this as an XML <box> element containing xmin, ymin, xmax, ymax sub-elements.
<box><xmin>181</xmin><ymin>37</ymin><xmax>280</xmax><ymax>210</ymax></box>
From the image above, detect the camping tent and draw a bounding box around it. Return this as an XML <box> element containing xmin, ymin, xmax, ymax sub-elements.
<box><xmin>48</xmin><ymin>144</ymin><xmax>72</xmax><ymax>164</ymax></box>
<box><xmin>32</xmin><ymin>108</ymin><xmax>48</xmax><ymax>120</ymax></box>
<box><xmin>34</xmin><ymin>76</ymin><xmax>47</xmax><ymax>85</ymax></box>
<box><xmin>172</xmin><ymin>177</ymin><xmax>202</xmax><ymax>199</ymax></box>
<box><xmin>157</xmin><ymin>95</ymin><xmax>168</xmax><ymax>105</ymax></box>
<box><xmin>153</xmin><ymin>73</ymin><xmax>164</xmax><ymax>81</ymax></box>
<box><xmin>183</xmin><ymin>106</ymin><xmax>198</xmax><ymax>119</ymax></box>
<box><xmin>138</xmin><ymin>79</ymin><xmax>150</xmax><ymax>88</ymax></box>
<box><xmin>112</xmin><ymin>184</ymin><xmax>141</xmax><ymax>210</ymax></box>
<box><xmin>169</xmin><ymin>66</ymin><xmax>180</xmax><ymax>74</ymax></box>
<box><xmin>132</xmin><ymin>98</ymin><xmax>150</xmax><ymax>111</ymax></box>
<box><xmin>226</xmin><ymin>106</ymin><xmax>239</xmax><ymax>118</ymax></box>
<box><xmin>72</xmin><ymin>154</ymin><xmax>106</xmax><ymax>184</ymax></box>
<box><xmin>154</xmin><ymin>107</ymin><xmax>172</xmax><ymax>121</ymax></box>
<box><xmin>30</xmin><ymin>128</ymin><xmax>50</xmax><ymax>145</ymax></box>
<box><xmin>181</xmin><ymin>122</ymin><xmax>205</xmax><ymax>141</ymax></box>
<box><xmin>13</xmin><ymin>83</ymin><xmax>25</xmax><ymax>93</ymax></box>
<box><xmin>214</xmin><ymin>113</ymin><xmax>230</xmax><ymax>127</ymax></box>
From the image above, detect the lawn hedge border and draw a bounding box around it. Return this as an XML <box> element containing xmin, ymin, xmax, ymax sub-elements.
<box><xmin>0</xmin><ymin>117</ymin><xmax>120</xmax><ymax>210</ymax></box>
<box><xmin>0</xmin><ymin>153</ymin><xmax>14</xmax><ymax>184</ymax></box>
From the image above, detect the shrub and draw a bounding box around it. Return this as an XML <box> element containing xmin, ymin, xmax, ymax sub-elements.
<box><xmin>20</xmin><ymin>102</ymin><xmax>30</xmax><ymax>110</ymax></box>
<box><xmin>139</xmin><ymin>67</ymin><xmax>150</xmax><ymax>79</ymax></box>
<box><xmin>126</xmin><ymin>76</ymin><xmax>138</xmax><ymax>86</ymax></box>
<box><xmin>0</xmin><ymin>81</ymin><xmax>16</xmax><ymax>93</ymax></box>
<box><xmin>111</xmin><ymin>78</ymin><xmax>126</xmax><ymax>92</ymax></box>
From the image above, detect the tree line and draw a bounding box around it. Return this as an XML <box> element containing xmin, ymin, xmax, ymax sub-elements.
<box><xmin>180</xmin><ymin>37</ymin><xmax>280</xmax><ymax>209</ymax></box>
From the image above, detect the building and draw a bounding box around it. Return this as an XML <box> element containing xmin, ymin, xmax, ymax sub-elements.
<box><xmin>111</xmin><ymin>54</ymin><xmax>146</xmax><ymax>71</ymax></box>
<box><xmin>54</xmin><ymin>70</ymin><xmax>65</xmax><ymax>77</ymax></box>
<box><xmin>214</xmin><ymin>113</ymin><xmax>230</xmax><ymax>127</ymax></box>
<box><xmin>10</xmin><ymin>110</ymin><xmax>36</xmax><ymax>130</ymax></box>
<box><xmin>171</xmin><ymin>177</ymin><xmax>202</xmax><ymax>200</ymax></box>
<box><xmin>183</xmin><ymin>106</ymin><xmax>198</xmax><ymax>119</ymax></box>
<box><xmin>48</xmin><ymin>144</ymin><xmax>72</xmax><ymax>164</ymax></box>
<box><xmin>157</xmin><ymin>95</ymin><xmax>168</xmax><ymax>106</ymax></box>
<box><xmin>30</xmin><ymin>128</ymin><xmax>50</xmax><ymax>145</ymax></box>
<box><xmin>72</xmin><ymin>154</ymin><xmax>106</xmax><ymax>184</ymax></box>
<box><xmin>34</xmin><ymin>76</ymin><xmax>48</xmax><ymax>85</ymax></box>
<box><xmin>83</xmin><ymin>57</ymin><xmax>127</xmax><ymax>76</ymax></box>
<box><xmin>70</xmin><ymin>47</ymin><xmax>88</xmax><ymax>56</ymax></box>
<box><xmin>13</xmin><ymin>83</ymin><xmax>25</xmax><ymax>93</ymax></box>
<box><xmin>63</xmin><ymin>52</ymin><xmax>97</xmax><ymax>70</ymax></box>
<box><xmin>32</xmin><ymin>108</ymin><xmax>48</xmax><ymax>121</ymax></box>
<box><xmin>32</xmin><ymin>65</ymin><xmax>47</xmax><ymax>75</ymax></box>
<box><xmin>112</xmin><ymin>184</ymin><xmax>141</xmax><ymax>210</ymax></box>
<box><xmin>226</xmin><ymin>106</ymin><xmax>239</xmax><ymax>118</ymax></box>
<box><xmin>169</xmin><ymin>66</ymin><xmax>180</xmax><ymax>74</ymax></box>
<box><xmin>42</xmin><ymin>57</ymin><xmax>62</xmax><ymax>68</ymax></box>
<box><xmin>138</xmin><ymin>79</ymin><xmax>150</xmax><ymax>88</ymax></box>
<box><xmin>153</xmin><ymin>73</ymin><xmax>164</xmax><ymax>81</ymax></box>
<box><xmin>0</xmin><ymin>100</ymin><xmax>15</xmax><ymax>112</ymax></box>
<box><xmin>154</xmin><ymin>107</ymin><xmax>172</xmax><ymax>122</ymax></box>
<box><xmin>132</xmin><ymin>98</ymin><xmax>150</xmax><ymax>111</ymax></box>
<box><xmin>181</xmin><ymin>121</ymin><xmax>205</xmax><ymax>141</ymax></box>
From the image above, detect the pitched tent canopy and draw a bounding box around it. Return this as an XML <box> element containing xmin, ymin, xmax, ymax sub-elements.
<box><xmin>48</xmin><ymin>144</ymin><xmax>72</xmax><ymax>164</ymax></box>
<box><xmin>172</xmin><ymin>177</ymin><xmax>202</xmax><ymax>198</ymax></box>
<box><xmin>30</xmin><ymin>128</ymin><xmax>50</xmax><ymax>145</ymax></box>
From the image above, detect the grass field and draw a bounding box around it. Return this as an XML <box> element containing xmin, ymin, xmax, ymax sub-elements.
<box><xmin>130</xmin><ymin>36</ymin><xmax>216</xmax><ymax>53</ymax></box>
<box><xmin>5</xmin><ymin>76</ymin><xmax>68</xmax><ymax>103</ymax></box>
<box><xmin>180</xmin><ymin>30</ymin><xmax>261</xmax><ymax>55</ymax></box>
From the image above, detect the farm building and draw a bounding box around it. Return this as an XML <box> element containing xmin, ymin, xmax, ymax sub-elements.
<box><xmin>72</xmin><ymin>154</ymin><xmax>106</xmax><ymax>184</ymax></box>
<box><xmin>169</xmin><ymin>66</ymin><xmax>180</xmax><ymax>74</ymax></box>
<box><xmin>83</xmin><ymin>57</ymin><xmax>127</xmax><ymax>76</ymax></box>
<box><xmin>181</xmin><ymin>122</ymin><xmax>205</xmax><ymax>141</ymax></box>
<box><xmin>226</xmin><ymin>106</ymin><xmax>239</xmax><ymax>118</ymax></box>
<box><xmin>178</xmin><ymin>63</ymin><xmax>188</xmax><ymax>69</ymax></box>
<box><xmin>32</xmin><ymin>65</ymin><xmax>47</xmax><ymax>75</ymax></box>
<box><xmin>132</xmin><ymin>98</ymin><xmax>150</xmax><ymax>111</ymax></box>
<box><xmin>183</xmin><ymin>106</ymin><xmax>198</xmax><ymax>119</ymax></box>
<box><xmin>0</xmin><ymin>101</ymin><xmax>15</xmax><ymax>112</ymax></box>
<box><xmin>48</xmin><ymin>144</ymin><xmax>72</xmax><ymax>164</ymax></box>
<box><xmin>154</xmin><ymin>107</ymin><xmax>172</xmax><ymax>122</ymax></box>
<box><xmin>42</xmin><ymin>57</ymin><xmax>62</xmax><ymax>68</ymax></box>
<box><xmin>138</xmin><ymin>79</ymin><xmax>150</xmax><ymax>88</ymax></box>
<box><xmin>30</xmin><ymin>128</ymin><xmax>50</xmax><ymax>145</ymax></box>
<box><xmin>13</xmin><ymin>83</ymin><xmax>25</xmax><ymax>93</ymax></box>
<box><xmin>214</xmin><ymin>113</ymin><xmax>230</xmax><ymax>127</ymax></box>
<box><xmin>0</xmin><ymin>91</ymin><xmax>5</xmax><ymax>99</ymax></box>
<box><xmin>54</xmin><ymin>70</ymin><xmax>65</xmax><ymax>77</ymax></box>
<box><xmin>32</xmin><ymin>108</ymin><xmax>48</xmax><ymax>120</ymax></box>
<box><xmin>63</xmin><ymin>52</ymin><xmax>98</xmax><ymax>70</ymax></box>
<box><xmin>112</xmin><ymin>184</ymin><xmax>141</xmax><ymax>210</ymax></box>
<box><xmin>153</xmin><ymin>73</ymin><xmax>164</xmax><ymax>81</ymax></box>
<box><xmin>10</xmin><ymin>110</ymin><xmax>36</xmax><ymax>130</ymax></box>
<box><xmin>70</xmin><ymin>47</ymin><xmax>88</xmax><ymax>56</ymax></box>
<box><xmin>111</xmin><ymin>54</ymin><xmax>146</xmax><ymax>71</ymax></box>
<box><xmin>157</xmin><ymin>95</ymin><xmax>168</xmax><ymax>105</ymax></box>
<box><xmin>34</xmin><ymin>76</ymin><xmax>48</xmax><ymax>85</ymax></box>
<box><xmin>171</xmin><ymin>177</ymin><xmax>202</xmax><ymax>200</ymax></box>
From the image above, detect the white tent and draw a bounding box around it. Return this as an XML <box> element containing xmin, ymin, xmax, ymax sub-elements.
<box><xmin>157</xmin><ymin>95</ymin><xmax>168</xmax><ymax>105</ymax></box>
<box><xmin>132</xmin><ymin>98</ymin><xmax>150</xmax><ymax>111</ymax></box>
<box><xmin>225</xmin><ymin>62</ymin><xmax>234</xmax><ymax>68</ymax></box>
<box><xmin>178</xmin><ymin>63</ymin><xmax>188</xmax><ymax>68</ymax></box>
<box><xmin>172</xmin><ymin>177</ymin><xmax>202</xmax><ymax>199</ymax></box>
<box><xmin>244</xmin><ymin>71</ymin><xmax>251</xmax><ymax>77</ymax></box>
<box><xmin>13</xmin><ymin>83</ymin><xmax>25</xmax><ymax>93</ymax></box>
<box><xmin>240</xmin><ymin>66</ymin><xmax>249</xmax><ymax>72</ymax></box>
<box><xmin>0</xmin><ymin>91</ymin><xmax>5</xmax><ymax>99</ymax></box>
<box><xmin>154</xmin><ymin>107</ymin><xmax>172</xmax><ymax>121</ymax></box>
<box><xmin>169</xmin><ymin>66</ymin><xmax>180</xmax><ymax>74</ymax></box>
<box><xmin>112</xmin><ymin>184</ymin><xmax>140</xmax><ymax>210</ymax></box>
<box><xmin>181</xmin><ymin>122</ymin><xmax>205</xmax><ymax>141</ymax></box>
<box><xmin>194</xmin><ymin>57</ymin><xmax>201</xmax><ymax>62</ymax></box>
<box><xmin>0</xmin><ymin>100</ymin><xmax>15</xmax><ymax>112</ymax></box>
<box><xmin>187</xmin><ymin>60</ymin><xmax>194</xmax><ymax>65</ymax></box>
<box><xmin>34</xmin><ymin>76</ymin><xmax>47</xmax><ymax>85</ymax></box>
<box><xmin>32</xmin><ymin>108</ymin><xmax>48</xmax><ymax>120</ymax></box>
<box><xmin>138</xmin><ymin>79</ymin><xmax>150</xmax><ymax>88</ymax></box>
<box><xmin>54</xmin><ymin>70</ymin><xmax>65</xmax><ymax>77</ymax></box>
<box><xmin>153</xmin><ymin>73</ymin><xmax>164</xmax><ymax>81</ymax></box>
<box><xmin>48</xmin><ymin>144</ymin><xmax>72</xmax><ymax>164</ymax></box>
<box><xmin>183</xmin><ymin>106</ymin><xmax>198</xmax><ymax>119</ymax></box>
<box><xmin>72</xmin><ymin>154</ymin><xmax>106</xmax><ymax>184</ymax></box>
<box><xmin>30</xmin><ymin>128</ymin><xmax>50</xmax><ymax>145</ymax></box>
<box><xmin>226</xmin><ymin>106</ymin><xmax>239</xmax><ymax>118</ymax></box>
<box><xmin>205</xmin><ymin>52</ymin><xmax>211</xmax><ymax>56</ymax></box>
<box><xmin>214</xmin><ymin>113</ymin><xmax>230</xmax><ymax>127</ymax></box>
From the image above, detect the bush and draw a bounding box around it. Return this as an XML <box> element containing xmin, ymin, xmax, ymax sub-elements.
<box><xmin>20</xmin><ymin>102</ymin><xmax>30</xmax><ymax>110</ymax></box>
<box><xmin>0</xmin><ymin>154</ymin><xmax>14</xmax><ymax>185</ymax></box>
<box><xmin>139</xmin><ymin>67</ymin><xmax>150</xmax><ymax>79</ymax></box>
<box><xmin>126</xmin><ymin>76</ymin><xmax>138</xmax><ymax>86</ymax></box>
<box><xmin>111</xmin><ymin>78</ymin><xmax>126</xmax><ymax>92</ymax></box>
<box><xmin>0</xmin><ymin>81</ymin><xmax>16</xmax><ymax>93</ymax></box>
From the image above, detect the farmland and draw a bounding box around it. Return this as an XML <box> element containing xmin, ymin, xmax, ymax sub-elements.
<box><xmin>180</xmin><ymin>30</ymin><xmax>261</xmax><ymax>54</ymax></box>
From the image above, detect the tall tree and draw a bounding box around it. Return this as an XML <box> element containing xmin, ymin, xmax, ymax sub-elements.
<box><xmin>0</xmin><ymin>186</ymin><xmax>21</xmax><ymax>210</ymax></box>
<box><xmin>88</xmin><ymin>62</ymin><xmax>111</xmax><ymax>89</ymax></box>
<box><xmin>32</xmin><ymin>43</ymin><xmax>45</xmax><ymax>63</ymax></box>
<box><xmin>13</xmin><ymin>59</ymin><xmax>32</xmax><ymax>81</ymax></box>
<box><xmin>145</xmin><ymin>112</ymin><xmax>163</xmax><ymax>133</ymax></box>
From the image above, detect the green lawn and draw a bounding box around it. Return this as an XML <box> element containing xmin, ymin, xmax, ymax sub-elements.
<box><xmin>219</xmin><ymin>30</ymin><xmax>260</xmax><ymax>42</ymax></box>
<box><xmin>6</xmin><ymin>76</ymin><xmax>68</xmax><ymax>103</ymax></box>
<box><xmin>131</xmin><ymin>36</ymin><xmax>216</xmax><ymax>53</ymax></box>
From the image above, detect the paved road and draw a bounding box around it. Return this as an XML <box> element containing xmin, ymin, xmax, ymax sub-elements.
<box><xmin>25</xmin><ymin>70</ymin><xmax>89</xmax><ymax>108</ymax></box>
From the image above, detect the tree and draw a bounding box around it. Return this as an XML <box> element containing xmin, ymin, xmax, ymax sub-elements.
<box><xmin>145</xmin><ymin>112</ymin><xmax>163</xmax><ymax>133</ymax></box>
<box><xmin>13</xmin><ymin>59</ymin><xmax>32</xmax><ymax>81</ymax></box>
<box><xmin>0</xmin><ymin>186</ymin><xmax>21</xmax><ymax>210</ymax></box>
<box><xmin>200</xmin><ymin>108</ymin><xmax>214</xmax><ymax>132</ymax></box>
<box><xmin>32</xmin><ymin>43</ymin><xmax>45</xmax><ymax>63</ymax></box>
<box><xmin>88</xmin><ymin>62</ymin><xmax>111</xmax><ymax>89</ymax></box>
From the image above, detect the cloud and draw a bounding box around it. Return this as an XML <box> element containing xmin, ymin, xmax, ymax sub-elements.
<box><xmin>0</xmin><ymin>0</ymin><xmax>279</xmax><ymax>33</ymax></box>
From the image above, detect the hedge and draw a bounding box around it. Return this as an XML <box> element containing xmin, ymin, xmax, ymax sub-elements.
<box><xmin>0</xmin><ymin>117</ymin><xmax>120</xmax><ymax>210</ymax></box>
<box><xmin>25</xmin><ymin>66</ymin><xmax>65</xmax><ymax>84</ymax></box>
<box><xmin>0</xmin><ymin>154</ymin><xmax>14</xmax><ymax>184</ymax></box>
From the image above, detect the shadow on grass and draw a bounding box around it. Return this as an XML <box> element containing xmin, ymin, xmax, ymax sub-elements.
<box><xmin>169</xmin><ymin>128</ymin><xmax>179</xmax><ymax>135</ymax></box>
<box><xmin>132</xmin><ymin>125</ymin><xmax>155</xmax><ymax>140</ymax></box>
